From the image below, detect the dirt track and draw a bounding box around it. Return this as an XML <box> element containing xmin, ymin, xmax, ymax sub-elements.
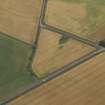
<box><xmin>0</xmin><ymin>0</ymin><xmax>42</xmax><ymax>43</ymax></box>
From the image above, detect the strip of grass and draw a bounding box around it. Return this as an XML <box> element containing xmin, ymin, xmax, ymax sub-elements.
<box><xmin>0</xmin><ymin>32</ymin><xmax>34</xmax><ymax>101</ymax></box>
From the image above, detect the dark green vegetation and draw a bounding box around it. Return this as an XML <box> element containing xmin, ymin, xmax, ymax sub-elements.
<box><xmin>0</xmin><ymin>32</ymin><xmax>34</xmax><ymax>101</ymax></box>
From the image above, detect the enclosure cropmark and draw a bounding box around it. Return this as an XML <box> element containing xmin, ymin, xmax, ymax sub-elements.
<box><xmin>35</xmin><ymin>0</ymin><xmax>103</xmax><ymax>49</ymax></box>
<box><xmin>43</xmin><ymin>0</ymin><xmax>105</xmax><ymax>43</ymax></box>
<box><xmin>1</xmin><ymin>0</ymin><xmax>105</xmax><ymax>105</ymax></box>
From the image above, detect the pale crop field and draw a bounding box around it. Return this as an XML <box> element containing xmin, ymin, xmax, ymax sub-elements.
<box><xmin>0</xmin><ymin>0</ymin><xmax>42</xmax><ymax>44</ymax></box>
<box><xmin>45</xmin><ymin>0</ymin><xmax>105</xmax><ymax>42</ymax></box>
<box><xmin>32</xmin><ymin>29</ymin><xmax>95</xmax><ymax>77</ymax></box>
<box><xmin>8</xmin><ymin>52</ymin><xmax>105</xmax><ymax>105</ymax></box>
<box><xmin>0</xmin><ymin>32</ymin><xmax>34</xmax><ymax>102</ymax></box>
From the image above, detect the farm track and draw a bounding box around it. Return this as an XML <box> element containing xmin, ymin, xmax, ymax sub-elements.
<box><xmin>8</xmin><ymin>51</ymin><xmax>105</xmax><ymax>105</ymax></box>
<box><xmin>1</xmin><ymin>0</ymin><xmax>105</xmax><ymax>104</ymax></box>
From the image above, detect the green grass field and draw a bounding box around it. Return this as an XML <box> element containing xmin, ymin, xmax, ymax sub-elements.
<box><xmin>0</xmin><ymin>32</ymin><xmax>34</xmax><ymax>101</ymax></box>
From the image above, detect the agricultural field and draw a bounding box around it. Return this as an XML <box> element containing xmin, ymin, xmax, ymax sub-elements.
<box><xmin>1</xmin><ymin>0</ymin><xmax>105</xmax><ymax>104</ymax></box>
<box><xmin>0</xmin><ymin>0</ymin><xmax>42</xmax><ymax>44</ymax></box>
<box><xmin>32</xmin><ymin>29</ymin><xmax>95</xmax><ymax>77</ymax></box>
<box><xmin>45</xmin><ymin>0</ymin><xmax>105</xmax><ymax>42</ymax></box>
<box><xmin>8</xmin><ymin>52</ymin><xmax>105</xmax><ymax>105</ymax></box>
<box><xmin>0</xmin><ymin>32</ymin><xmax>35</xmax><ymax>102</ymax></box>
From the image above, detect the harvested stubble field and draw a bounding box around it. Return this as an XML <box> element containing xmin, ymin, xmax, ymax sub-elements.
<box><xmin>32</xmin><ymin>29</ymin><xmax>95</xmax><ymax>77</ymax></box>
<box><xmin>1</xmin><ymin>0</ymin><xmax>105</xmax><ymax>104</ymax></box>
<box><xmin>0</xmin><ymin>32</ymin><xmax>35</xmax><ymax>102</ymax></box>
<box><xmin>45</xmin><ymin>0</ymin><xmax>105</xmax><ymax>42</ymax></box>
<box><xmin>8</xmin><ymin>52</ymin><xmax>105</xmax><ymax>105</ymax></box>
<box><xmin>0</xmin><ymin>0</ymin><xmax>42</xmax><ymax>44</ymax></box>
